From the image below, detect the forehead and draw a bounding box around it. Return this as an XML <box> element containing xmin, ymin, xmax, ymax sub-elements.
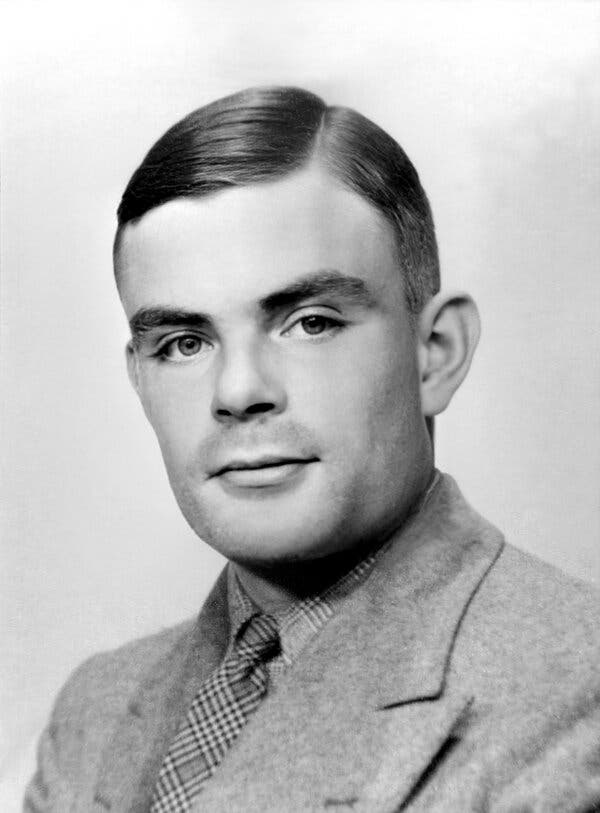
<box><xmin>115</xmin><ymin>166</ymin><xmax>401</xmax><ymax>317</ymax></box>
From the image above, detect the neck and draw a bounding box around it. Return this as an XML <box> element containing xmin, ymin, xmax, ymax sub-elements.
<box><xmin>232</xmin><ymin>543</ymin><xmax>375</xmax><ymax>618</ymax></box>
<box><xmin>231</xmin><ymin>466</ymin><xmax>436</xmax><ymax>617</ymax></box>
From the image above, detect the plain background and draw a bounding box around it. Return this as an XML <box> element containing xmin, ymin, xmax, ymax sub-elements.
<box><xmin>1</xmin><ymin>1</ymin><xmax>599</xmax><ymax>808</ymax></box>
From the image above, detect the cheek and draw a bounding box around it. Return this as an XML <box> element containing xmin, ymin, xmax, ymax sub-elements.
<box><xmin>138</xmin><ymin>369</ymin><xmax>211</xmax><ymax>467</ymax></box>
<box><xmin>288</xmin><ymin>329</ymin><xmax>419</xmax><ymax>458</ymax></box>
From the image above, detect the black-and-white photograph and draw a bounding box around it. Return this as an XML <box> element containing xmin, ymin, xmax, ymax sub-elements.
<box><xmin>2</xmin><ymin>2</ymin><xmax>599</xmax><ymax>811</ymax></box>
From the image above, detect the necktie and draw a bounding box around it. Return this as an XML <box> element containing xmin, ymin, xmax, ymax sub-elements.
<box><xmin>150</xmin><ymin>612</ymin><xmax>280</xmax><ymax>813</ymax></box>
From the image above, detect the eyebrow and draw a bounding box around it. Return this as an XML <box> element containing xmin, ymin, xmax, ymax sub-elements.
<box><xmin>129</xmin><ymin>308</ymin><xmax>212</xmax><ymax>343</ymax></box>
<box><xmin>258</xmin><ymin>270</ymin><xmax>376</xmax><ymax>314</ymax></box>
<box><xmin>129</xmin><ymin>270</ymin><xmax>375</xmax><ymax>340</ymax></box>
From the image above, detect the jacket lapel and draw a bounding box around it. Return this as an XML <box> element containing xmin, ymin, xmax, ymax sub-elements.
<box><xmin>91</xmin><ymin>570</ymin><xmax>230</xmax><ymax>813</ymax></box>
<box><xmin>191</xmin><ymin>474</ymin><xmax>505</xmax><ymax>812</ymax></box>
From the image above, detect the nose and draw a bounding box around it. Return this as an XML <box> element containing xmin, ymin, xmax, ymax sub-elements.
<box><xmin>210</xmin><ymin>338</ymin><xmax>287</xmax><ymax>424</ymax></box>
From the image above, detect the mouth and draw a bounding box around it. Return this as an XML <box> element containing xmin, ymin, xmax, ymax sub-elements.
<box><xmin>212</xmin><ymin>455</ymin><xmax>319</xmax><ymax>489</ymax></box>
<box><xmin>216</xmin><ymin>455</ymin><xmax>317</xmax><ymax>474</ymax></box>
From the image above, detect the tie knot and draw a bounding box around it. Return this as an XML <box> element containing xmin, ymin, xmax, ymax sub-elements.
<box><xmin>234</xmin><ymin>612</ymin><xmax>280</xmax><ymax>666</ymax></box>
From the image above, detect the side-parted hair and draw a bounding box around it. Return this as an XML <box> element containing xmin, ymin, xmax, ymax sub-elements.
<box><xmin>115</xmin><ymin>86</ymin><xmax>440</xmax><ymax>313</ymax></box>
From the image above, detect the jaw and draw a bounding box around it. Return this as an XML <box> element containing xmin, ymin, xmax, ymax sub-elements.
<box><xmin>170</xmin><ymin>453</ymin><xmax>430</xmax><ymax>574</ymax></box>
<box><xmin>171</xmin><ymin>460</ymin><xmax>356</xmax><ymax>564</ymax></box>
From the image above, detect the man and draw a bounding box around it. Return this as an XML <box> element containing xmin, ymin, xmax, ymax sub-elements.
<box><xmin>25</xmin><ymin>86</ymin><xmax>600</xmax><ymax>812</ymax></box>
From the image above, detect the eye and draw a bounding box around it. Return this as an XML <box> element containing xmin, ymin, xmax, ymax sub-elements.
<box><xmin>176</xmin><ymin>336</ymin><xmax>203</xmax><ymax>356</ymax></box>
<box><xmin>157</xmin><ymin>334</ymin><xmax>212</xmax><ymax>363</ymax></box>
<box><xmin>300</xmin><ymin>315</ymin><xmax>333</xmax><ymax>335</ymax></box>
<box><xmin>283</xmin><ymin>313</ymin><xmax>344</xmax><ymax>340</ymax></box>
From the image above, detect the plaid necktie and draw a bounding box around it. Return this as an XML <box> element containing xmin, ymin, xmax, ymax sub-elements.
<box><xmin>150</xmin><ymin>612</ymin><xmax>280</xmax><ymax>813</ymax></box>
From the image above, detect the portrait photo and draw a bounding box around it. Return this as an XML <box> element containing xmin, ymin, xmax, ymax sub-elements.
<box><xmin>2</xmin><ymin>2</ymin><xmax>599</xmax><ymax>811</ymax></box>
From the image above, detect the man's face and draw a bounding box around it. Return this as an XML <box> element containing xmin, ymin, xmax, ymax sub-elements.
<box><xmin>116</xmin><ymin>166</ymin><xmax>432</xmax><ymax>567</ymax></box>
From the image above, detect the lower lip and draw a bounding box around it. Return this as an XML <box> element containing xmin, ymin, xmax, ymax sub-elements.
<box><xmin>218</xmin><ymin>461</ymin><xmax>313</xmax><ymax>490</ymax></box>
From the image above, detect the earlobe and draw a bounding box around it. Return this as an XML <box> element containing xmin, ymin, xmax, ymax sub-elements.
<box><xmin>418</xmin><ymin>290</ymin><xmax>481</xmax><ymax>416</ymax></box>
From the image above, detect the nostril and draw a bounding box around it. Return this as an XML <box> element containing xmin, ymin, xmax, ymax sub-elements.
<box><xmin>246</xmin><ymin>402</ymin><xmax>275</xmax><ymax>415</ymax></box>
<box><xmin>214</xmin><ymin>402</ymin><xmax>275</xmax><ymax>421</ymax></box>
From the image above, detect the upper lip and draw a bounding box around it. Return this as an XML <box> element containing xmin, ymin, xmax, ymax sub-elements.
<box><xmin>212</xmin><ymin>455</ymin><xmax>317</xmax><ymax>476</ymax></box>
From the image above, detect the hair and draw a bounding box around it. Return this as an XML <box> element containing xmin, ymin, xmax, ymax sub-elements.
<box><xmin>115</xmin><ymin>86</ymin><xmax>440</xmax><ymax>313</ymax></box>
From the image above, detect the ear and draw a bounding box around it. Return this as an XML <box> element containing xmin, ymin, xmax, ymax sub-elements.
<box><xmin>126</xmin><ymin>341</ymin><xmax>141</xmax><ymax>395</ymax></box>
<box><xmin>417</xmin><ymin>291</ymin><xmax>480</xmax><ymax>416</ymax></box>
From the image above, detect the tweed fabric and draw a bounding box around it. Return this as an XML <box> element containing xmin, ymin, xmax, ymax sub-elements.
<box><xmin>149</xmin><ymin>613</ymin><xmax>280</xmax><ymax>813</ymax></box>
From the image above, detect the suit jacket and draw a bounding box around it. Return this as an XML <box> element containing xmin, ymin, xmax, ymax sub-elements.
<box><xmin>24</xmin><ymin>474</ymin><xmax>600</xmax><ymax>812</ymax></box>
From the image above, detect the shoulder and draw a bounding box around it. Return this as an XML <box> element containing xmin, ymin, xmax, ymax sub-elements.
<box><xmin>475</xmin><ymin>542</ymin><xmax>599</xmax><ymax>644</ymax></box>
<box><xmin>48</xmin><ymin>566</ymin><xmax>230</xmax><ymax>733</ymax></box>
<box><xmin>426</xmin><ymin>473</ymin><xmax>600</xmax><ymax>670</ymax></box>
<box><xmin>71</xmin><ymin>617</ymin><xmax>196</xmax><ymax>685</ymax></box>
<box><xmin>455</xmin><ymin>541</ymin><xmax>600</xmax><ymax>692</ymax></box>
<box><xmin>440</xmin><ymin>542</ymin><xmax>600</xmax><ymax>809</ymax></box>
<box><xmin>51</xmin><ymin>618</ymin><xmax>196</xmax><ymax>727</ymax></box>
<box><xmin>24</xmin><ymin>619</ymin><xmax>198</xmax><ymax>812</ymax></box>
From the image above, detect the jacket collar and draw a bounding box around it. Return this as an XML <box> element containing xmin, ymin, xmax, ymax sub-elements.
<box><xmin>347</xmin><ymin>471</ymin><xmax>504</xmax><ymax>709</ymax></box>
<box><xmin>261</xmin><ymin>471</ymin><xmax>503</xmax><ymax>708</ymax></box>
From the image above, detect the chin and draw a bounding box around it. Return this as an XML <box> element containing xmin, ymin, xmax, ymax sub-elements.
<box><xmin>175</xmin><ymin>484</ymin><xmax>352</xmax><ymax>567</ymax></box>
<box><xmin>208</xmin><ymin>512</ymin><xmax>347</xmax><ymax>566</ymax></box>
<box><xmin>171</xmin><ymin>462</ymin><xmax>339</xmax><ymax>558</ymax></box>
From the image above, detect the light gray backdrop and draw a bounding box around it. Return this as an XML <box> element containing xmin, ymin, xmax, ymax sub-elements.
<box><xmin>2</xmin><ymin>1</ymin><xmax>599</xmax><ymax>809</ymax></box>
